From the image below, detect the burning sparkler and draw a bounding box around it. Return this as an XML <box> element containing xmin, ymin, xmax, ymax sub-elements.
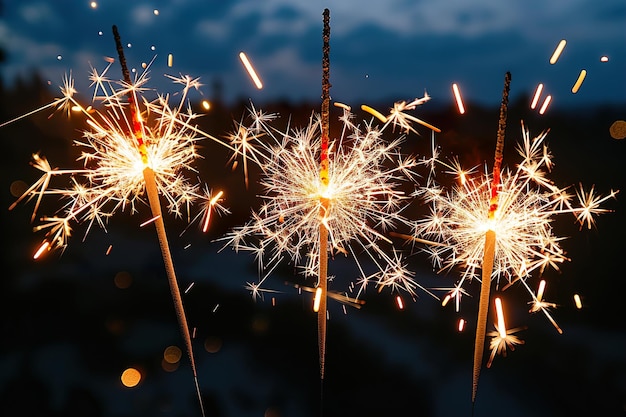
<box><xmin>219</xmin><ymin>8</ymin><xmax>439</xmax><ymax>384</ymax></box>
<box><xmin>5</xmin><ymin>26</ymin><xmax>234</xmax><ymax>417</ymax></box>
<box><xmin>410</xmin><ymin>72</ymin><xmax>617</xmax><ymax>406</ymax></box>
<box><xmin>219</xmin><ymin>93</ymin><xmax>433</xmax><ymax>377</ymax></box>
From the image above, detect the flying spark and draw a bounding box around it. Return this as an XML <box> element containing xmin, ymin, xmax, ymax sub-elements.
<box><xmin>530</xmin><ymin>84</ymin><xmax>544</xmax><ymax>110</ymax></box>
<box><xmin>239</xmin><ymin>52</ymin><xmax>264</xmax><ymax>89</ymax></box>
<box><xmin>413</xmin><ymin>123</ymin><xmax>616</xmax><ymax>324</ymax></box>
<box><xmin>486</xmin><ymin>297</ymin><xmax>524</xmax><ymax>368</ymax></box>
<box><xmin>574</xmin><ymin>294</ymin><xmax>583</xmax><ymax>309</ymax></box>
<box><xmin>539</xmin><ymin>95</ymin><xmax>552</xmax><ymax>115</ymax></box>
<box><xmin>452</xmin><ymin>83</ymin><xmax>465</xmax><ymax>114</ymax></box>
<box><xmin>571</xmin><ymin>69</ymin><xmax>587</xmax><ymax>94</ymax></box>
<box><xmin>550</xmin><ymin>39</ymin><xmax>567</xmax><ymax>64</ymax></box>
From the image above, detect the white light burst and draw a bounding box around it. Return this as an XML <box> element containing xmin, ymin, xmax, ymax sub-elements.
<box><xmin>220</xmin><ymin>100</ymin><xmax>437</xmax><ymax>301</ymax></box>
<box><xmin>414</xmin><ymin>122</ymin><xmax>618</xmax><ymax>322</ymax></box>
<box><xmin>10</xmin><ymin>62</ymin><xmax>229</xmax><ymax>255</ymax></box>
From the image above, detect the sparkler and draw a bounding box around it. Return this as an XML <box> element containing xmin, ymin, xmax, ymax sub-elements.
<box><xmin>5</xmin><ymin>25</ymin><xmax>235</xmax><ymax>417</ymax></box>
<box><xmin>411</xmin><ymin>72</ymin><xmax>617</xmax><ymax>406</ymax></box>
<box><xmin>219</xmin><ymin>8</ymin><xmax>438</xmax><ymax>386</ymax></box>
<box><xmin>318</xmin><ymin>8</ymin><xmax>331</xmax><ymax>382</ymax></box>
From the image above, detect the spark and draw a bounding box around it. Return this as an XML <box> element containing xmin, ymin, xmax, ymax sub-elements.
<box><xmin>571</xmin><ymin>69</ymin><xmax>587</xmax><ymax>94</ymax></box>
<box><xmin>539</xmin><ymin>95</ymin><xmax>552</xmax><ymax>115</ymax></box>
<box><xmin>574</xmin><ymin>293</ymin><xmax>583</xmax><ymax>309</ymax></box>
<box><xmin>486</xmin><ymin>297</ymin><xmax>524</xmax><ymax>368</ymax></box>
<box><xmin>203</xmin><ymin>190</ymin><xmax>225</xmax><ymax>232</ymax></box>
<box><xmin>239</xmin><ymin>52</ymin><xmax>263</xmax><ymax>89</ymax></box>
<box><xmin>527</xmin><ymin>279</ymin><xmax>562</xmax><ymax>334</ymax></box>
<box><xmin>458</xmin><ymin>318</ymin><xmax>466</xmax><ymax>332</ymax></box>
<box><xmin>140</xmin><ymin>215</ymin><xmax>161</xmax><ymax>228</ymax></box>
<box><xmin>600</xmin><ymin>56</ymin><xmax>609</xmax><ymax>62</ymax></box>
<box><xmin>365</xmin><ymin>94</ymin><xmax>441</xmax><ymax>134</ymax></box>
<box><xmin>549</xmin><ymin>39</ymin><xmax>567</xmax><ymax>64</ymax></box>
<box><xmin>313</xmin><ymin>287</ymin><xmax>323</xmax><ymax>312</ymax></box>
<box><xmin>168</xmin><ymin>54</ymin><xmax>173</xmax><ymax>68</ymax></box>
<box><xmin>333</xmin><ymin>102</ymin><xmax>351</xmax><ymax>111</ymax></box>
<box><xmin>361</xmin><ymin>104</ymin><xmax>387</xmax><ymax>123</ymax></box>
<box><xmin>452</xmin><ymin>83</ymin><xmax>465</xmax><ymax>114</ymax></box>
<box><xmin>292</xmin><ymin>282</ymin><xmax>365</xmax><ymax>309</ymax></box>
<box><xmin>396</xmin><ymin>295</ymin><xmax>404</xmax><ymax>310</ymax></box>
<box><xmin>33</xmin><ymin>241</ymin><xmax>50</xmax><ymax>259</ymax></box>
<box><xmin>530</xmin><ymin>83</ymin><xmax>544</xmax><ymax>110</ymax></box>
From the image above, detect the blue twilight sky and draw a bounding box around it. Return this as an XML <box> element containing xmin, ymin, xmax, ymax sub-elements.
<box><xmin>0</xmin><ymin>0</ymin><xmax>625</xmax><ymax>109</ymax></box>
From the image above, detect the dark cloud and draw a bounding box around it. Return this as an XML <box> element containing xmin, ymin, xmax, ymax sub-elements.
<box><xmin>1</xmin><ymin>0</ymin><xmax>624</xmax><ymax>108</ymax></box>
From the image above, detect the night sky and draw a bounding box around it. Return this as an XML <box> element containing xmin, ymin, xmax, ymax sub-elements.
<box><xmin>1</xmin><ymin>2</ymin><xmax>625</xmax><ymax>417</ymax></box>
<box><xmin>1</xmin><ymin>0</ymin><xmax>625</xmax><ymax>108</ymax></box>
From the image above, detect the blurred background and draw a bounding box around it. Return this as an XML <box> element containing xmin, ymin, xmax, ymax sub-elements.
<box><xmin>1</xmin><ymin>1</ymin><xmax>625</xmax><ymax>416</ymax></box>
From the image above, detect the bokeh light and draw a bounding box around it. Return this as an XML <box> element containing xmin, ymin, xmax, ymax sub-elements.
<box><xmin>163</xmin><ymin>345</ymin><xmax>182</xmax><ymax>364</ymax></box>
<box><xmin>204</xmin><ymin>336</ymin><xmax>222</xmax><ymax>353</ymax></box>
<box><xmin>120</xmin><ymin>368</ymin><xmax>142</xmax><ymax>387</ymax></box>
<box><xmin>113</xmin><ymin>271</ymin><xmax>133</xmax><ymax>289</ymax></box>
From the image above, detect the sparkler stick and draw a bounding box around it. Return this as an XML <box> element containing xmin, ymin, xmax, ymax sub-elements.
<box><xmin>472</xmin><ymin>71</ymin><xmax>511</xmax><ymax>406</ymax></box>
<box><xmin>112</xmin><ymin>25</ymin><xmax>205</xmax><ymax>417</ymax></box>
<box><xmin>318</xmin><ymin>7</ymin><xmax>331</xmax><ymax>382</ymax></box>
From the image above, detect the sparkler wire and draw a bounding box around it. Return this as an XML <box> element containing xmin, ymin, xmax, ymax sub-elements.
<box><xmin>472</xmin><ymin>71</ymin><xmax>511</xmax><ymax>406</ymax></box>
<box><xmin>112</xmin><ymin>25</ymin><xmax>205</xmax><ymax>417</ymax></box>
<box><xmin>318</xmin><ymin>7</ymin><xmax>331</xmax><ymax>383</ymax></box>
